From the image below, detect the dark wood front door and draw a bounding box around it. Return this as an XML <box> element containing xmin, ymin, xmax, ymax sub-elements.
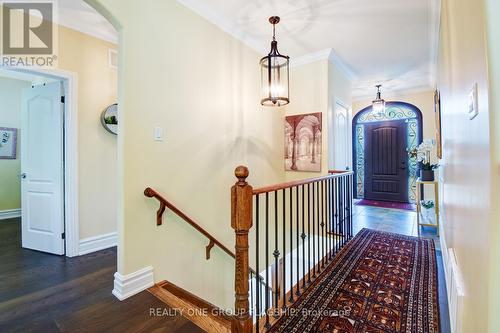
<box><xmin>364</xmin><ymin>121</ymin><xmax>409</xmax><ymax>202</ymax></box>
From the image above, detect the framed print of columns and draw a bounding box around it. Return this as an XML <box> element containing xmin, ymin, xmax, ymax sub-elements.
<box><xmin>352</xmin><ymin>102</ymin><xmax>423</xmax><ymax>203</ymax></box>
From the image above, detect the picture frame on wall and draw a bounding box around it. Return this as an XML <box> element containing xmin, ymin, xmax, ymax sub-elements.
<box><xmin>284</xmin><ymin>112</ymin><xmax>322</xmax><ymax>172</ymax></box>
<box><xmin>0</xmin><ymin>127</ymin><xmax>18</xmax><ymax>159</ymax></box>
<box><xmin>434</xmin><ymin>90</ymin><xmax>443</xmax><ymax>159</ymax></box>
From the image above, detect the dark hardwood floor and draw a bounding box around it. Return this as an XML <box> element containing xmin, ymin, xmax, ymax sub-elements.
<box><xmin>0</xmin><ymin>218</ymin><xmax>204</xmax><ymax>333</ymax></box>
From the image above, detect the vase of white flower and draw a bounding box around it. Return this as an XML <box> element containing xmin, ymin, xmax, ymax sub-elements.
<box><xmin>408</xmin><ymin>139</ymin><xmax>439</xmax><ymax>181</ymax></box>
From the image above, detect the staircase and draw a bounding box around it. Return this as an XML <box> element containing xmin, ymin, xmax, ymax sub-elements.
<box><xmin>144</xmin><ymin>167</ymin><xmax>354</xmax><ymax>333</ymax></box>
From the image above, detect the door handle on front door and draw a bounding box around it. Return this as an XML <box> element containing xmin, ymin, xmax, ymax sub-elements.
<box><xmin>400</xmin><ymin>161</ymin><xmax>406</xmax><ymax>170</ymax></box>
<box><xmin>20</xmin><ymin>173</ymin><xmax>27</xmax><ymax>179</ymax></box>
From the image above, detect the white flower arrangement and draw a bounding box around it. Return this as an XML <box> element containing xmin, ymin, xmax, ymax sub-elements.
<box><xmin>408</xmin><ymin>139</ymin><xmax>439</xmax><ymax>170</ymax></box>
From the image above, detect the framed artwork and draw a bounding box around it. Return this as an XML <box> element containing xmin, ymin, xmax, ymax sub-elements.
<box><xmin>434</xmin><ymin>90</ymin><xmax>442</xmax><ymax>159</ymax></box>
<box><xmin>0</xmin><ymin>127</ymin><xmax>18</xmax><ymax>159</ymax></box>
<box><xmin>284</xmin><ymin>112</ymin><xmax>322</xmax><ymax>172</ymax></box>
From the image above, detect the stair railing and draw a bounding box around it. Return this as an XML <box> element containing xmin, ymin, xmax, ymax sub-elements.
<box><xmin>231</xmin><ymin>166</ymin><xmax>354</xmax><ymax>333</ymax></box>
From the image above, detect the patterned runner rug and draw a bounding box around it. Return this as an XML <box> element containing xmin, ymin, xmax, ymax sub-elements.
<box><xmin>268</xmin><ymin>229</ymin><xmax>439</xmax><ymax>333</ymax></box>
<box><xmin>355</xmin><ymin>199</ymin><xmax>416</xmax><ymax>211</ymax></box>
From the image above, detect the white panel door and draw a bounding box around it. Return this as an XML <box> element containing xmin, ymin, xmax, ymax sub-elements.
<box><xmin>334</xmin><ymin>102</ymin><xmax>350</xmax><ymax>170</ymax></box>
<box><xmin>21</xmin><ymin>82</ymin><xmax>65</xmax><ymax>255</ymax></box>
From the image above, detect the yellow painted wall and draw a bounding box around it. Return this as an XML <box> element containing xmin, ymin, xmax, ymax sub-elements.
<box><xmin>0</xmin><ymin>77</ymin><xmax>30</xmax><ymax>211</ymax></box>
<box><xmin>283</xmin><ymin>59</ymin><xmax>352</xmax><ymax>181</ymax></box>
<box><xmin>89</xmin><ymin>0</ymin><xmax>285</xmax><ymax>309</ymax></box>
<box><xmin>0</xmin><ymin>6</ymin><xmax>118</xmax><ymax>239</ymax></box>
<box><xmin>284</xmin><ymin>60</ymin><xmax>329</xmax><ymax>181</ymax></box>
<box><xmin>438</xmin><ymin>0</ymin><xmax>495</xmax><ymax>330</ymax></box>
<box><xmin>57</xmin><ymin>26</ymin><xmax>118</xmax><ymax>239</ymax></box>
<box><xmin>485</xmin><ymin>0</ymin><xmax>500</xmax><ymax>331</ymax></box>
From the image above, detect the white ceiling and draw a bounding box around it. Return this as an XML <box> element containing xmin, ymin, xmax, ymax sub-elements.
<box><xmin>176</xmin><ymin>0</ymin><xmax>441</xmax><ymax>99</ymax></box>
<box><xmin>57</xmin><ymin>0</ymin><xmax>117</xmax><ymax>44</ymax></box>
<box><xmin>50</xmin><ymin>1</ymin><xmax>440</xmax><ymax>99</ymax></box>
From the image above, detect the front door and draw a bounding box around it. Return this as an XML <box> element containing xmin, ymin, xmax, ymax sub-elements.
<box><xmin>21</xmin><ymin>82</ymin><xmax>65</xmax><ymax>255</ymax></box>
<box><xmin>364</xmin><ymin>120</ymin><xmax>408</xmax><ymax>202</ymax></box>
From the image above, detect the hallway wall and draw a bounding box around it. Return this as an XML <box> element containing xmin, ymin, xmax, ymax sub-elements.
<box><xmin>437</xmin><ymin>0</ymin><xmax>495</xmax><ymax>330</ymax></box>
<box><xmin>0</xmin><ymin>77</ymin><xmax>30</xmax><ymax>212</ymax></box>
<box><xmin>89</xmin><ymin>0</ymin><xmax>285</xmax><ymax>309</ymax></box>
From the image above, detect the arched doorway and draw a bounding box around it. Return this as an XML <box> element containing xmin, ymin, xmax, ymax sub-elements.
<box><xmin>352</xmin><ymin>102</ymin><xmax>423</xmax><ymax>203</ymax></box>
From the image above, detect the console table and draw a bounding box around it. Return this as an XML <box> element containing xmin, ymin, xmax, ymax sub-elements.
<box><xmin>416</xmin><ymin>178</ymin><xmax>439</xmax><ymax>236</ymax></box>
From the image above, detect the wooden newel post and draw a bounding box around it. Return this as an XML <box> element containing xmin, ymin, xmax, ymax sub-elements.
<box><xmin>231</xmin><ymin>166</ymin><xmax>253</xmax><ymax>333</ymax></box>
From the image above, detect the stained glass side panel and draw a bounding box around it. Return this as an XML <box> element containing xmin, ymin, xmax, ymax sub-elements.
<box><xmin>407</xmin><ymin>119</ymin><xmax>418</xmax><ymax>202</ymax></box>
<box><xmin>355</xmin><ymin>124</ymin><xmax>365</xmax><ymax>197</ymax></box>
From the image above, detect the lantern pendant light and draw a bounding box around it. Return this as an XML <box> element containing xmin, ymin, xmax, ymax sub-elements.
<box><xmin>260</xmin><ymin>16</ymin><xmax>290</xmax><ymax>107</ymax></box>
<box><xmin>372</xmin><ymin>84</ymin><xmax>386</xmax><ymax>116</ymax></box>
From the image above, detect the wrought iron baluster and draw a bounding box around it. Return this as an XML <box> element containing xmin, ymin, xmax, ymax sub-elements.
<box><xmin>289</xmin><ymin>187</ymin><xmax>294</xmax><ymax>303</ymax></box>
<box><xmin>273</xmin><ymin>191</ymin><xmax>279</xmax><ymax>318</ymax></box>
<box><xmin>312</xmin><ymin>182</ymin><xmax>316</xmax><ymax>279</ymax></box>
<box><xmin>265</xmin><ymin>193</ymin><xmax>270</xmax><ymax>329</ymax></box>
<box><xmin>321</xmin><ymin>180</ymin><xmax>325</xmax><ymax>269</ymax></box>
<box><xmin>301</xmin><ymin>184</ymin><xmax>306</xmax><ymax>290</ymax></box>
<box><xmin>282</xmin><ymin>189</ymin><xmax>286</xmax><ymax>310</ymax></box>
<box><xmin>255</xmin><ymin>195</ymin><xmax>260</xmax><ymax>332</ymax></box>
<box><xmin>307</xmin><ymin>183</ymin><xmax>311</xmax><ymax>284</ymax></box>
<box><xmin>296</xmin><ymin>185</ymin><xmax>300</xmax><ymax>297</ymax></box>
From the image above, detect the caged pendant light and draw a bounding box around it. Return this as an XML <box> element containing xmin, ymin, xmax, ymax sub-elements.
<box><xmin>372</xmin><ymin>84</ymin><xmax>386</xmax><ymax>116</ymax></box>
<box><xmin>260</xmin><ymin>16</ymin><xmax>290</xmax><ymax>107</ymax></box>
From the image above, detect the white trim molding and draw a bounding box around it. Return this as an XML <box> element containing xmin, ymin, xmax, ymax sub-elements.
<box><xmin>440</xmin><ymin>217</ymin><xmax>465</xmax><ymax>333</ymax></box>
<box><xmin>0</xmin><ymin>209</ymin><xmax>21</xmax><ymax>220</ymax></box>
<box><xmin>79</xmin><ymin>232</ymin><xmax>117</xmax><ymax>255</ymax></box>
<box><xmin>290</xmin><ymin>48</ymin><xmax>356</xmax><ymax>82</ymax></box>
<box><xmin>112</xmin><ymin>266</ymin><xmax>154</xmax><ymax>301</ymax></box>
<box><xmin>3</xmin><ymin>67</ymin><xmax>80</xmax><ymax>257</ymax></box>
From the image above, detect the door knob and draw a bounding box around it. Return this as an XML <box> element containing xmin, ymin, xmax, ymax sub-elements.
<box><xmin>20</xmin><ymin>173</ymin><xmax>27</xmax><ymax>179</ymax></box>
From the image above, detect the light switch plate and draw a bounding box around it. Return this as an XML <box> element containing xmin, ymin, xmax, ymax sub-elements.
<box><xmin>154</xmin><ymin>127</ymin><xmax>164</xmax><ymax>141</ymax></box>
<box><xmin>468</xmin><ymin>83</ymin><xmax>478</xmax><ymax>120</ymax></box>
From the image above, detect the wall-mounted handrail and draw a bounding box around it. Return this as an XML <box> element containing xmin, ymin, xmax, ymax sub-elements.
<box><xmin>143</xmin><ymin>187</ymin><xmax>267</xmax><ymax>285</ymax></box>
<box><xmin>144</xmin><ymin>187</ymin><xmax>235</xmax><ymax>260</ymax></box>
<box><xmin>252</xmin><ymin>170</ymin><xmax>353</xmax><ymax>195</ymax></box>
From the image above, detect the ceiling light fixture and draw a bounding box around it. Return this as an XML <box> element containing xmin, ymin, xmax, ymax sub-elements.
<box><xmin>260</xmin><ymin>16</ymin><xmax>290</xmax><ymax>107</ymax></box>
<box><xmin>372</xmin><ymin>84</ymin><xmax>386</xmax><ymax>116</ymax></box>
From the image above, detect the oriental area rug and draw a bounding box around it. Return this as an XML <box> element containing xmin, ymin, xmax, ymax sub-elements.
<box><xmin>268</xmin><ymin>228</ymin><xmax>439</xmax><ymax>333</ymax></box>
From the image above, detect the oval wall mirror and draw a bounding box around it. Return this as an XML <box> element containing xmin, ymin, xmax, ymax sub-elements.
<box><xmin>101</xmin><ymin>103</ymin><xmax>118</xmax><ymax>135</ymax></box>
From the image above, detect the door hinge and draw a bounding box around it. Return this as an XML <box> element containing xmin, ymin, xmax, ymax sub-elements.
<box><xmin>61</xmin><ymin>96</ymin><xmax>65</xmax><ymax>103</ymax></box>
<box><xmin>61</xmin><ymin>232</ymin><xmax>65</xmax><ymax>239</ymax></box>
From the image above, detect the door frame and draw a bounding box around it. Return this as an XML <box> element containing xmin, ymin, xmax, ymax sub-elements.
<box><xmin>6</xmin><ymin>66</ymin><xmax>79</xmax><ymax>257</ymax></box>
<box><xmin>352</xmin><ymin>101</ymin><xmax>423</xmax><ymax>203</ymax></box>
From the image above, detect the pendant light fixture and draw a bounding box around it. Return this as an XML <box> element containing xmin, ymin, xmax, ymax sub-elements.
<box><xmin>260</xmin><ymin>16</ymin><xmax>290</xmax><ymax>107</ymax></box>
<box><xmin>372</xmin><ymin>84</ymin><xmax>386</xmax><ymax>116</ymax></box>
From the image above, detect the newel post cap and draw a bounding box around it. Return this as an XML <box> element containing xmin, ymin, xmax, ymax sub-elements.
<box><xmin>235</xmin><ymin>166</ymin><xmax>249</xmax><ymax>184</ymax></box>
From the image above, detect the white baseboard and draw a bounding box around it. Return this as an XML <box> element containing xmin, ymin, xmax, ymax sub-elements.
<box><xmin>79</xmin><ymin>232</ymin><xmax>117</xmax><ymax>255</ymax></box>
<box><xmin>440</xmin><ymin>218</ymin><xmax>465</xmax><ymax>333</ymax></box>
<box><xmin>112</xmin><ymin>266</ymin><xmax>154</xmax><ymax>301</ymax></box>
<box><xmin>0</xmin><ymin>209</ymin><xmax>21</xmax><ymax>220</ymax></box>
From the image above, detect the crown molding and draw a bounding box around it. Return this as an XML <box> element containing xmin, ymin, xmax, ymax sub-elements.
<box><xmin>290</xmin><ymin>48</ymin><xmax>356</xmax><ymax>82</ymax></box>
<box><xmin>175</xmin><ymin>0</ymin><xmax>265</xmax><ymax>55</ymax></box>
<box><xmin>289</xmin><ymin>48</ymin><xmax>332</xmax><ymax>68</ymax></box>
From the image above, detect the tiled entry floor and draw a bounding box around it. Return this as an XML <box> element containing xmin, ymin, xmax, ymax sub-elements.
<box><xmin>351</xmin><ymin>203</ymin><xmax>450</xmax><ymax>333</ymax></box>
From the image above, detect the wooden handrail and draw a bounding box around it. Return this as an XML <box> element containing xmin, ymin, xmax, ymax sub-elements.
<box><xmin>328</xmin><ymin>169</ymin><xmax>350</xmax><ymax>174</ymax></box>
<box><xmin>144</xmin><ymin>187</ymin><xmax>235</xmax><ymax>260</ymax></box>
<box><xmin>143</xmin><ymin>187</ymin><xmax>267</xmax><ymax>285</ymax></box>
<box><xmin>252</xmin><ymin>170</ymin><xmax>353</xmax><ymax>195</ymax></box>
